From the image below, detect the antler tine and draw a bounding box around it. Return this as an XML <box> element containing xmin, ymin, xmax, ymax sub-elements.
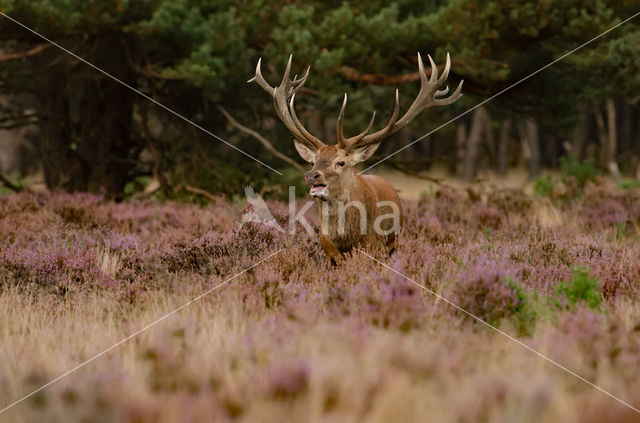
<box><xmin>433</xmin><ymin>79</ymin><xmax>464</xmax><ymax>106</ymax></box>
<box><xmin>439</xmin><ymin>52</ymin><xmax>451</xmax><ymax>83</ymax></box>
<box><xmin>281</xmin><ymin>54</ymin><xmax>293</xmax><ymax>86</ymax></box>
<box><xmin>247</xmin><ymin>58</ymin><xmax>275</xmax><ymax>94</ymax></box>
<box><xmin>337</xmin><ymin>94</ymin><xmax>379</xmax><ymax>148</ymax></box>
<box><xmin>345</xmin><ymin>52</ymin><xmax>463</xmax><ymax>152</ymax></box>
<box><xmin>432</xmin><ymin>52</ymin><xmax>463</xmax><ymax>105</ymax></box>
<box><xmin>435</xmin><ymin>85</ymin><xmax>449</xmax><ymax>97</ymax></box>
<box><xmin>376</xmin><ymin>89</ymin><xmax>400</xmax><ymax>139</ymax></box>
<box><xmin>344</xmin><ymin>110</ymin><xmax>376</xmax><ymax>147</ymax></box>
<box><xmin>391</xmin><ymin>52</ymin><xmax>462</xmax><ymax>130</ymax></box>
<box><xmin>289</xmin><ymin>94</ymin><xmax>325</xmax><ymax>149</ymax></box>
<box><xmin>337</xmin><ymin>94</ymin><xmax>348</xmax><ymax>148</ymax></box>
<box><xmin>350</xmin><ymin>89</ymin><xmax>399</xmax><ymax>150</ymax></box>
<box><xmin>282</xmin><ymin>56</ymin><xmax>310</xmax><ymax>97</ymax></box>
<box><xmin>290</xmin><ymin>66</ymin><xmax>311</xmax><ymax>96</ymax></box>
<box><xmin>249</xmin><ymin>56</ymin><xmax>325</xmax><ymax>149</ymax></box>
<box><xmin>426</xmin><ymin>54</ymin><xmax>438</xmax><ymax>83</ymax></box>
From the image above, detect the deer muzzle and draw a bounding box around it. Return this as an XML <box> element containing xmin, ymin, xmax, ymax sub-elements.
<box><xmin>305</xmin><ymin>170</ymin><xmax>328</xmax><ymax>198</ymax></box>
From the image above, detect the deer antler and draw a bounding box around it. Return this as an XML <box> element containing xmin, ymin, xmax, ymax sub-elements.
<box><xmin>336</xmin><ymin>94</ymin><xmax>377</xmax><ymax>149</ymax></box>
<box><xmin>249</xmin><ymin>53</ymin><xmax>463</xmax><ymax>153</ymax></box>
<box><xmin>248</xmin><ymin>55</ymin><xmax>325</xmax><ymax>150</ymax></box>
<box><xmin>342</xmin><ymin>52</ymin><xmax>463</xmax><ymax>151</ymax></box>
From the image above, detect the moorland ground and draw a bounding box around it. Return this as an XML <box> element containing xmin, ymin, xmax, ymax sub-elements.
<box><xmin>1</xmin><ymin>178</ymin><xmax>640</xmax><ymax>422</ymax></box>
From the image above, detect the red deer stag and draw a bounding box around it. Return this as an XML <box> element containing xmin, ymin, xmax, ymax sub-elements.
<box><xmin>249</xmin><ymin>54</ymin><xmax>463</xmax><ymax>264</ymax></box>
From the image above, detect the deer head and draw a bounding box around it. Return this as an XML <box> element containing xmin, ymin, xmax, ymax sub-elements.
<box><xmin>249</xmin><ymin>54</ymin><xmax>463</xmax><ymax>201</ymax></box>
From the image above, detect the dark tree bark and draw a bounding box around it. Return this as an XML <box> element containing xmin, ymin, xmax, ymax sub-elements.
<box><xmin>528</xmin><ymin>119</ymin><xmax>541</xmax><ymax>179</ymax></box>
<box><xmin>35</xmin><ymin>36</ymin><xmax>140</xmax><ymax>194</ymax></box>
<box><xmin>543</xmin><ymin>134</ymin><xmax>558</xmax><ymax>169</ymax></box>
<box><xmin>39</xmin><ymin>79</ymin><xmax>75</xmax><ymax>189</ymax></box>
<box><xmin>461</xmin><ymin>106</ymin><xmax>487</xmax><ymax>181</ymax></box>
<box><xmin>620</xmin><ymin>99</ymin><xmax>632</xmax><ymax>156</ymax></box>
<box><xmin>605</xmin><ymin>98</ymin><xmax>620</xmax><ymax>178</ymax></box>
<box><xmin>322</xmin><ymin>115</ymin><xmax>333</xmax><ymax>142</ymax></box>
<box><xmin>634</xmin><ymin>106</ymin><xmax>640</xmax><ymax>179</ymax></box>
<box><xmin>482</xmin><ymin>109</ymin><xmax>495</xmax><ymax>162</ymax></box>
<box><xmin>593</xmin><ymin>102</ymin><xmax>607</xmax><ymax>162</ymax></box>
<box><xmin>308</xmin><ymin>111</ymin><xmax>324</xmax><ymax>142</ymax></box>
<box><xmin>412</xmin><ymin>112</ymin><xmax>431</xmax><ymax>170</ymax></box>
<box><xmin>593</xmin><ymin>99</ymin><xmax>620</xmax><ymax>178</ymax></box>
<box><xmin>497</xmin><ymin>119</ymin><xmax>511</xmax><ymax>176</ymax></box>
<box><xmin>395</xmin><ymin>126</ymin><xmax>413</xmax><ymax>165</ymax></box>
<box><xmin>456</xmin><ymin>121</ymin><xmax>467</xmax><ymax>178</ymax></box>
<box><xmin>571</xmin><ymin>102</ymin><xmax>589</xmax><ymax>161</ymax></box>
<box><xmin>519</xmin><ymin>118</ymin><xmax>540</xmax><ymax>180</ymax></box>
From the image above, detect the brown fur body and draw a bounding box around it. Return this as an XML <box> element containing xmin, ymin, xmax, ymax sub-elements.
<box><xmin>305</xmin><ymin>146</ymin><xmax>402</xmax><ymax>264</ymax></box>
<box><xmin>249</xmin><ymin>54</ymin><xmax>462</xmax><ymax>264</ymax></box>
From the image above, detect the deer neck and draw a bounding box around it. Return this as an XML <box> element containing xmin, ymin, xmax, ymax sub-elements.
<box><xmin>317</xmin><ymin>170</ymin><xmax>365</xmax><ymax>211</ymax></box>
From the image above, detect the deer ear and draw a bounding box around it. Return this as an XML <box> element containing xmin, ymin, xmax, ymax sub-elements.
<box><xmin>348</xmin><ymin>141</ymin><xmax>381</xmax><ymax>164</ymax></box>
<box><xmin>293</xmin><ymin>139</ymin><xmax>316</xmax><ymax>163</ymax></box>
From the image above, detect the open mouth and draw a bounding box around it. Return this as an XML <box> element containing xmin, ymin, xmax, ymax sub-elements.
<box><xmin>309</xmin><ymin>184</ymin><xmax>327</xmax><ymax>197</ymax></box>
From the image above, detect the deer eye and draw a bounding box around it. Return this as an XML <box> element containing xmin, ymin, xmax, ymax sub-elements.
<box><xmin>337</xmin><ymin>161</ymin><xmax>345</xmax><ymax>167</ymax></box>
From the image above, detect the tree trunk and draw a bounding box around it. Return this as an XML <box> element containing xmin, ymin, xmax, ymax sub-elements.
<box><xmin>593</xmin><ymin>100</ymin><xmax>621</xmax><ymax>178</ymax></box>
<box><xmin>461</xmin><ymin>107</ymin><xmax>487</xmax><ymax>181</ymax></box>
<box><xmin>456</xmin><ymin>122</ymin><xmax>467</xmax><ymax>178</ymax></box>
<box><xmin>593</xmin><ymin>102</ymin><xmax>608</xmax><ymax>164</ymax></box>
<box><xmin>621</xmin><ymin>99</ymin><xmax>632</xmax><ymax>156</ymax></box>
<box><xmin>35</xmin><ymin>35</ymin><xmax>139</xmax><ymax>194</ymax></box>
<box><xmin>519</xmin><ymin>118</ymin><xmax>540</xmax><ymax>180</ymax></box>
<box><xmin>634</xmin><ymin>107</ymin><xmax>640</xmax><ymax>179</ymax></box>
<box><xmin>571</xmin><ymin>102</ymin><xmax>589</xmax><ymax>160</ymax></box>
<box><xmin>605</xmin><ymin>98</ymin><xmax>620</xmax><ymax>178</ymax></box>
<box><xmin>39</xmin><ymin>80</ymin><xmax>76</xmax><ymax>189</ymax></box>
<box><xmin>544</xmin><ymin>135</ymin><xmax>558</xmax><ymax>168</ymax></box>
<box><xmin>397</xmin><ymin>126</ymin><xmax>412</xmax><ymax>164</ymax></box>
<box><xmin>322</xmin><ymin>116</ymin><xmax>333</xmax><ymax>143</ymax></box>
<box><xmin>419</xmin><ymin>113</ymin><xmax>432</xmax><ymax>169</ymax></box>
<box><xmin>308</xmin><ymin>111</ymin><xmax>324</xmax><ymax>142</ymax></box>
<box><xmin>497</xmin><ymin>119</ymin><xmax>511</xmax><ymax>176</ymax></box>
<box><xmin>483</xmin><ymin>109</ymin><xmax>495</xmax><ymax>162</ymax></box>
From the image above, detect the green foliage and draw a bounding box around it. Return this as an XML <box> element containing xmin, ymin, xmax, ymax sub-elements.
<box><xmin>617</xmin><ymin>179</ymin><xmax>640</xmax><ymax>190</ymax></box>
<box><xmin>0</xmin><ymin>186</ymin><xmax>14</xmax><ymax>195</ymax></box>
<box><xmin>560</xmin><ymin>154</ymin><xmax>600</xmax><ymax>189</ymax></box>
<box><xmin>533</xmin><ymin>176</ymin><xmax>554</xmax><ymax>198</ymax></box>
<box><xmin>503</xmin><ymin>277</ymin><xmax>547</xmax><ymax>336</ymax></box>
<box><xmin>560</xmin><ymin>154</ymin><xmax>602</xmax><ymax>198</ymax></box>
<box><xmin>0</xmin><ymin>173</ymin><xmax>24</xmax><ymax>195</ymax></box>
<box><xmin>613</xmin><ymin>222</ymin><xmax>628</xmax><ymax>240</ymax></box>
<box><xmin>123</xmin><ymin>176</ymin><xmax>152</xmax><ymax>197</ymax></box>
<box><xmin>506</xmin><ymin>277</ymin><xmax>525</xmax><ymax>307</ymax></box>
<box><xmin>1</xmin><ymin>0</ymin><xmax>639</xmax><ymax>196</ymax></box>
<box><xmin>554</xmin><ymin>266</ymin><xmax>602</xmax><ymax>311</ymax></box>
<box><xmin>533</xmin><ymin>155</ymin><xmax>603</xmax><ymax>200</ymax></box>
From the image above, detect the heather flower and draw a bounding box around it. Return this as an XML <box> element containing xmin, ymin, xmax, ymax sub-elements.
<box><xmin>451</xmin><ymin>261</ymin><xmax>525</xmax><ymax>326</ymax></box>
<box><xmin>471</xmin><ymin>202</ymin><xmax>504</xmax><ymax>229</ymax></box>
<box><xmin>2</xmin><ymin>185</ymin><xmax>640</xmax><ymax>422</ymax></box>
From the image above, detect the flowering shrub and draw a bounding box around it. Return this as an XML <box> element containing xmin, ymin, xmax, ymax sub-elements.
<box><xmin>1</xmin><ymin>182</ymin><xmax>640</xmax><ymax>422</ymax></box>
<box><xmin>450</xmin><ymin>261</ymin><xmax>525</xmax><ymax>326</ymax></box>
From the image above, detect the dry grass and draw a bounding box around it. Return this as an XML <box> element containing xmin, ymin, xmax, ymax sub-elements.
<box><xmin>2</xmin><ymin>287</ymin><xmax>639</xmax><ymax>423</ymax></box>
<box><xmin>1</xmin><ymin>184</ymin><xmax>640</xmax><ymax>422</ymax></box>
